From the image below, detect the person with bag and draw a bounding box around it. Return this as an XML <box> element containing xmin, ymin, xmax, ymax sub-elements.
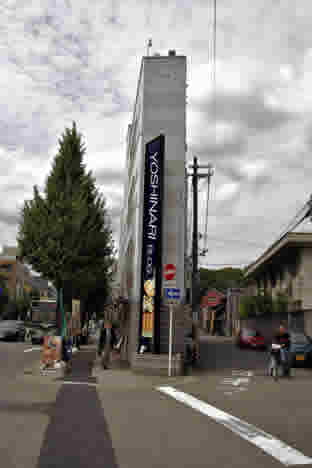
<box><xmin>97</xmin><ymin>321</ymin><xmax>117</xmax><ymax>369</ymax></box>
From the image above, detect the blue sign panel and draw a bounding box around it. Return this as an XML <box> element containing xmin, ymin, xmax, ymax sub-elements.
<box><xmin>140</xmin><ymin>135</ymin><xmax>165</xmax><ymax>352</ymax></box>
<box><xmin>165</xmin><ymin>288</ymin><xmax>181</xmax><ymax>300</ymax></box>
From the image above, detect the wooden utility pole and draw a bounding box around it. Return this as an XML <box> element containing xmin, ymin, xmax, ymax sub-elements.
<box><xmin>192</xmin><ymin>157</ymin><xmax>199</xmax><ymax>321</ymax></box>
<box><xmin>188</xmin><ymin>157</ymin><xmax>214</xmax><ymax>321</ymax></box>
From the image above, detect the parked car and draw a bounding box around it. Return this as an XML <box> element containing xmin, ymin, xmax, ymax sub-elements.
<box><xmin>0</xmin><ymin>320</ymin><xmax>26</xmax><ymax>342</ymax></box>
<box><xmin>289</xmin><ymin>332</ymin><xmax>312</xmax><ymax>368</ymax></box>
<box><xmin>236</xmin><ymin>328</ymin><xmax>267</xmax><ymax>350</ymax></box>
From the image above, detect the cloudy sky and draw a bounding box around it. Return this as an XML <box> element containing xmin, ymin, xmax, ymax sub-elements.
<box><xmin>1</xmin><ymin>0</ymin><xmax>312</xmax><ymax>271</ymax></box>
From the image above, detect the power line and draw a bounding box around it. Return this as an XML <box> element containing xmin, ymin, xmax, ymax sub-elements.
<box><xmin>271</xmin><ymin>196</ymin><xmax>312</xmax><ymax>247</ymax></box>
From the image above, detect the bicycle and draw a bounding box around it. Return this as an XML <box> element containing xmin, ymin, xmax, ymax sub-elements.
<box><xmin>268</xmin><ymin>343</ymin><xmax>291</xmax><ymax>381</ymax></box>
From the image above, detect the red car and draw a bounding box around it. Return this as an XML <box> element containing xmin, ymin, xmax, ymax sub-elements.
<box><xmin>236</xmin><ymin>328</ymin><xmax>267</xmax><ymax>350</ymax></box>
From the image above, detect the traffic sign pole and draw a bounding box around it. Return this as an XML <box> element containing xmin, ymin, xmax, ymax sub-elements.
<box><xmin>168</xmin><ymin>303</ymin><xmax>174</xmax><ymax>377</ymax></box>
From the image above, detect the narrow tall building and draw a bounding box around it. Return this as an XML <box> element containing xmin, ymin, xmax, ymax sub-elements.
<box><xmin>119</xmin><ymin>50</ymin><xmax>187</xmax><ymax>374</ymax></box>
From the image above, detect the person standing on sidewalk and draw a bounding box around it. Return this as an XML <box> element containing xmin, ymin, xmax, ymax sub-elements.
<box><xmin>97</xmin><ymin>321</ymin><xmax>117</xmax><ymax>369</ymax></box>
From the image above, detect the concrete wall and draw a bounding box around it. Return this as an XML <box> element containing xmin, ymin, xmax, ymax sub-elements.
<box><xmin>142</xmin><ymin>56</ymin><xmax>187</xmax><ymax>298</ymax></box>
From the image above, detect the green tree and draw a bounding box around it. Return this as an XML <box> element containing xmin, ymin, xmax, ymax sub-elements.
<box><xmin>272</xmin><ymin>291</ymin><xmax>289</xmax><ymax>314</ymax></box>
<box><xmin>200</xmin><ymin>267</ymin><xmax>246</xmax><ymax>293</ymax></box>
<box><xmin>17</xmin><ymin>122</ymin><xmax>115</xmax><ymax>334</ymax></box>
<box><xmin>239</xmin><ymin>292</ymin><xmax>274</xmax><ymax>318</ymax></box>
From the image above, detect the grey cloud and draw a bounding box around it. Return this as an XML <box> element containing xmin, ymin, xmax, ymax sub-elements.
<box><xmin>2</xmin><ymin>182</ymin><xmax>30</xmax><ymax>194</ymax></box>
<box><xmin>0</xmin><ymin>208</ymin><xmax>20</xmax><ymax>227</ymax></box>
<box><xmin>191</xmin><ymin>136</ymin><xmax>247</xmax><ymax>162</ymax></box>
<box><xmin>95</xmin><ymin>168</ymin><xmax>124</xmax><ymax>186</ymax></box>
<box><xmin>0</xmin><ymin>116</ymin><xmax>55</xmax><ymax>158</ymax></box>
<box><xmin>199</xmin><ymin>91</ymin><xmax>296</xmax><ymax>132</ymax></box>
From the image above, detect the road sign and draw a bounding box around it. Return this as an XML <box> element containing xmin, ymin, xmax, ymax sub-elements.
<box><xmin>164</xmin><ymin>288</ymin><xmax>181</xmax><ymax>300</ymax></box>
<box><xmin>164</xmin><ymin>264</ymin><xmax>176</xmax><ymax>281</ymax></box>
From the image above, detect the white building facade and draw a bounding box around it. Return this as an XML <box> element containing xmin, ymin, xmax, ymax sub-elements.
<box><xmin>119</xmin><ymin>51</ymin><xmax>187</xmax><ymax>369</ymax></box>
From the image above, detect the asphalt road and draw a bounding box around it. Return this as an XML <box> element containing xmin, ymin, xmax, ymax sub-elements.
<box><xmin>1</xmin><ymin>337</ymin><xmax>312</xmax><ymax>468</ymax></box>
<box><xmin>99</xmin><ymin>336</ymin><xmax>312</xmax><ymax>468</ymax></box>
<box><xmin>197</xmin><ymin>334</ymin><xmax>269</xmax><ymax>374</ymax></box>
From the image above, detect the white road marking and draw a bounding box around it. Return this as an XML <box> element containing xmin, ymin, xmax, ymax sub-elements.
<box><xmin>232</xmin><ymin>370</ymin><xmax>254</xmax><ymax>377</ymax></box>
<box><xmin>62</xmin><ymin>381</ymin><xmax>98</xmax><ymax>387</ymax></box>
<box><xmin>157</xmin><ymin>386</ymin><xmax>312</xmax><ymax>466</ymax></box>
<box><xmin>24</xmin><ymin>347</ymin><xmax>41</xmax><ymax>353</ymax></box>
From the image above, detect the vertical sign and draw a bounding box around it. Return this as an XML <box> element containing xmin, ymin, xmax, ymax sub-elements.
<box><xmin>139</xmin><ymin>134</ymin><xmax>164</xmax><ymax>353</ymax></box>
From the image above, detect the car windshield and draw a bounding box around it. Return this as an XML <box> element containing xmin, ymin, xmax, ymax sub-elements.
<box><xmin>291</xmin><ymin>333</ymin><xmax>310</xmax><ymax>344</ymax></box>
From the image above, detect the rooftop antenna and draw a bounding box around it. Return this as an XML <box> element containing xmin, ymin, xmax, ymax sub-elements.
<box><xmin>147</xmin><ymin>38</ymin><xmax>152</xmax><ymax>56</ymax></box>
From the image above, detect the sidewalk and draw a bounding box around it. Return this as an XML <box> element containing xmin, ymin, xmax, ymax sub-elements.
<box><xmin>36</xmin><ymin>346</ymin><xmax>118</xmax><ymax>468</ymax></box>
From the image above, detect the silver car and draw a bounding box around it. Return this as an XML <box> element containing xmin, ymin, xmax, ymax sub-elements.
<box><xmin>0</xmin><ymin>320</ymin><xmax>26</xmax><ymax>341</ymax></box>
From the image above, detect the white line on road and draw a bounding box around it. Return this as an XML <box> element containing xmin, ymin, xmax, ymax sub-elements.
<box><xmin>157</xmin><ymin>386</ymin><xmax>312</xmax><ymax>466</ymax></box>
<box><xmin>24</xmin><ymin>347</ymin><xmax>41</xmax><ymax>353</ymax></box>
<box><xmin>62</xmin><ymin>381</ymin><xmax>98</xmax><ymax>387</ymax></box>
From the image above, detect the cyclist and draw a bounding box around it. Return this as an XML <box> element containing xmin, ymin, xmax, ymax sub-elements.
<box><xmin>272</xmin><ymin>323</ymin><xmax>291</xmax><ymax>375</ymax></box>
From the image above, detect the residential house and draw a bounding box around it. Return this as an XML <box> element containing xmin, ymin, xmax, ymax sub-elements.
<box><xmin>0</xmin><ymin>246</ymin><xmax>33</xmax><ymax>300</ymax></box>
<box><xmin>244</xmin><ymin>231</ymin><xmax>312</xmax><ymax>337</ymax></box>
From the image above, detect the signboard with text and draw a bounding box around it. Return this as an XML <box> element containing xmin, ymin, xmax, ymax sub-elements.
<box><xmin>139</xmin><ymin>135</ymin><xmax>164</xmax><ymax>352</ymax></box>
<box><xmin>164</xmin><ymin>287</ymin><xmax>181</xmax><ymax>304</ymax></box>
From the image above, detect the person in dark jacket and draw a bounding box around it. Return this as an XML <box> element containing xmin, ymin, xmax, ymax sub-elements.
<box><xmin>97</xmin><ymin>321</ymin><xmax>117</xmax><ymax>369</ymax></box>
<box><xmin>273</xmin><ymin>324</ymin><xmax>291</xmax><ymax>364</ymax></box>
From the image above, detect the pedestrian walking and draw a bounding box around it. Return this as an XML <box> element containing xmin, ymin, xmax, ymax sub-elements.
<box><xmin>97</xmin><ymin>321</ymin><xmax>117</xmax><ymax>369</ymax></box>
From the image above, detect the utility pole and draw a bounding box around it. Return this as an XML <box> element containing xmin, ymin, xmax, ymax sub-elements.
<box><xmin>192</xmin><ymin>157</ymin><xmax>199</xmax><ymax>321</ymax></box>
<box><xmin>188</xmin><ymin>157</ymin><xmax>214</xmax><ymax>322</ymax></box>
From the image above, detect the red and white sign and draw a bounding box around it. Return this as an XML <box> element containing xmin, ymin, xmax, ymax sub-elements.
<box><xmin>164</xmin><ymin>264</ymin><xmax>176</xmax><ymax>281</ymax></box>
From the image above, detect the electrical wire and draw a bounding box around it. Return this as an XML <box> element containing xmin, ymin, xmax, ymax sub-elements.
<box><xmin>271</xmin><ymin>197</ymin><xmax>312</xmax><ymax>247</ymax></box>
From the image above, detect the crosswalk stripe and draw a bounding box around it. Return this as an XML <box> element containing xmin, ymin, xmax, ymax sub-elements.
<box><xmin>157</xmin><ymin>386</ymin><xmax>312</xmax><ymax>466</ymax></box>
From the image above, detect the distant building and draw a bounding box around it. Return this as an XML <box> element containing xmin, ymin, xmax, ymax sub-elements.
<box><xmin>0</xmin><ymin>245</ymin><xmax>54</xmax><ymax>301</ymax></box>
<box><xmin>245</xmin><ymin>232</ymin><xmax>312</xmax><ymax>336</ymax></box>
<box><xmin>0</xmin><ymin>246</ymin><xmax>32</xmax><ymax>299</ymax></box>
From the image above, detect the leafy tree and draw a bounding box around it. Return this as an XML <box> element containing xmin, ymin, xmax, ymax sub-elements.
<box><xmin>239</xmin><ymin>291</ymin><xmax>290</xmax><ymax>318</ymax></box>
<box><xmin>272</xmin><ymin>292</ymin><xmax>289</xmax><ymax>314</ymax></box>
<box><xmin>17</xmin><ymin>122</ymin><xmax>115</xmax><ymax>333</ymax></box>
<box><xmin>200</xmin><ymin>267</ymin><xmax>246</xmax><ymax>293</ymax></box>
